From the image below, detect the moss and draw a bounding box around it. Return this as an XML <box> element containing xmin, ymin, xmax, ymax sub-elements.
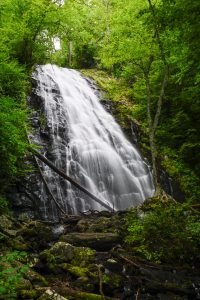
<box><xmin>103</xmin><ymin>273</ymin><xmax>123</xmax><ymax>289</ymax></box>
<box><xmin>87</xmin><ymin>217</ymin><xmax>113</xmax><ymax>233</ymax></box>
<box><xmin>25</xmin><ymin>269</ymin><xmax>48</xmax><ymax>287</ymax></box>
<box><xmin>59</xmin><ymin>263</ymin><xmax>89</xmax><ymax>278</ymax></box>
<box><xmin>40</xmin><ymin>249</ymin><xmax>56</xmax><ymax>264</ymax></box>
<box><xmin>15</xmin><ymin>278</ymin><xmax>32</xmax><ymax>290</ymax></box>
<box><xmin>8</xmin><ymin>238</ymin><xmax>29</xmax><ymax>251</ymax></box>
<box><xmin>73</xmin><ymin>293</ymin><xmax>102</xmax><ymax>300</ymax></box>
<box><xmin>63</xmin><ymin>290</ymin><xmax>106</xmax><ymax>300</ymax></box>
<box><xmin>18</xmin><ymin>289</ymin><xmax>38</xmax><ymax>299</ymax></box>
<box><xmin>72</xmin><ymin>247</ymin><xmax>95</xmax><ymax>267</ymax></box>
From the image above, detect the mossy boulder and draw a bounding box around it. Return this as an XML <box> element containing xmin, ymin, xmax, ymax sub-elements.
<box><xmin>41</xmin><ymin>242</ymin><xmax>75</xmax><ymax>263</ymax></box>
<box><xmin>72</xmin><ymin>247</ymin><xmax>96</xmax><ymax>267</ymax></box>
<box><xmin>40</xmin><ymin>242</ymin><xmax>96</xmax><ymax>269</ymax></box>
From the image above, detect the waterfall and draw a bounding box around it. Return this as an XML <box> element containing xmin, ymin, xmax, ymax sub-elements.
<box><xmin>30</xmin><ymin>64</ymin><xmax>154</xmax><ymax>219</ymax></box>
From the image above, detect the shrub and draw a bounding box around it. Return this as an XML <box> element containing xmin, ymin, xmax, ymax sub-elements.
<box><xmin>125</xmin><ymin>199</ymin><xmax>200</xmax><ymax>264</ymax></box>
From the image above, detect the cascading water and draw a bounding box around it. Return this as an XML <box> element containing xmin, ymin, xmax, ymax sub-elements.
<box><xmin>30</xmin><ymin>64</ymin><xmax>154</xmax><ymax>219</ymax></box>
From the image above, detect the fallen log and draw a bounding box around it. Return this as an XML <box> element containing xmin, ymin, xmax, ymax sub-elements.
<box><xmin>32</xmin><ymin>149</ymin><xmax>113</xmax><ymax>212</ymax></box>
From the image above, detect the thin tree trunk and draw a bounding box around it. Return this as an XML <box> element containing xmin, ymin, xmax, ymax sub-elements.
<box><xmin>153</xmin><ymin>65</ymin><xmax>169</xmax><ymax>133</ymax></box>
<box><xmin>68</xmin><ymin>41</ymin><xmax>73</xmax><ymax>66</ymax></box>
<box><xmin>144</xmin><ymin>70</ymin><xmax>159</xmax><ymax>194</ymax></box>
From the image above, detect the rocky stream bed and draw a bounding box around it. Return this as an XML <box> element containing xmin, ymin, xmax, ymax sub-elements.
<box><xmin>1</xmin><ymin>211</ymin><xmax>200</xmax><ymax>300</ymax></box>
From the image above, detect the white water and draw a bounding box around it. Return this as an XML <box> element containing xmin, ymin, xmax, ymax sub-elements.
<box><xmin>33</xmin><ymin>64</ymin><xmax>154</xmax><ymax>217</ymax></box>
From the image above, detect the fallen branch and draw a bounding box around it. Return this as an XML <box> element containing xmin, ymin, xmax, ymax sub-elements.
<box><xmin>97</xmin><ymin>264</ymin><xmax>105</xmax><ymax>300</ymax></box>
<box><xmin>32</xmin><ymin>148</ymin><xmax>113</xmax><ymax>212</ymax></box>
<box><xmin>135</xmin><ymin>288</ymin><xmax>140</xmax><ymax>300</ymax></box>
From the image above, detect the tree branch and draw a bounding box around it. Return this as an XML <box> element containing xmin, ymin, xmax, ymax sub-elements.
<box><xmin>32</xmin><ymin>148</ymin><xmax>114</xmax><ymax>212</ymax></box>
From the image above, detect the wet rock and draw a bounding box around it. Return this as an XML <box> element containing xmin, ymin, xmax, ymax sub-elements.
<box><xmin>20</xmin><ymin>221</ymin><xmax>55</xmax><ymax>250</ymax></box>
<box><xmin>104</xmin><ymin>258</ymin><xmax>123</xmax><ymax>273</ymax></box>
<box><xmin>60</xmin><ymin>232</ymin><xmax>121</xmax><ymax>251</ymax></box>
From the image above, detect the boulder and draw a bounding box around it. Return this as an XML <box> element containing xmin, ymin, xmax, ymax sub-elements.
<box><xmin>40</xmin><ymin>242</ymin><xmax>96</xmax><ymax>267</ymax></box>
<box><xmin>20</xmin><ymin>221</ymin><xmax>55</xmax><ymax>250</ymax></box>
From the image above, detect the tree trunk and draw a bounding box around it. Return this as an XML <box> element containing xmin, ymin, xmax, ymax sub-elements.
<box><xmin>68</xmin><ymin>41</ymin><xmax>73</xmax><ymax>66</ymax></box>
<box><xmin>144</xmin><ymin>69</ymin><xmax>160</xmax><ymax>195</ymax></box>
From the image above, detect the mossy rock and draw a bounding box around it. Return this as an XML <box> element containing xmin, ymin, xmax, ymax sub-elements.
<box><xmin>103</xmin><ymin>273</ymin><xmax>123</xmax><ymax>291</ymax></box>
<box><xmin>72</xmin><ymin>247</ymin><xmax>95</xmax><ymax>267</ymax></box>
<box><xmin>15</xmin><ymin>278</ymin><xmax>32</xmax><ymax>291</ymax></box>
<box><xmin>87</xmin><ymin>217</ymin><xmax>114</xmax><ymax>233</ymax></box>
<box><xmin>40</xmin><ymin>242</ymin><xmax>96</xmax><ymax>271</ymax></box>
<box><xmin>20</xmin><ymin>221</ymin><xmax>54</xmax><ymax>249</ymax></box>
<box><xmin>40</xmin><ymin>242</ymin><xmax>74</xmax><ymax>264</ymax></box>
<box><xmin>0</xmin><ymin>215</ymin><xmax>18</xmax><ymax>237</ymax></box>
<box><xmin>7</xmin><ymin>238</ymin><xmax>29</xmax><ymax>251</ymax></box>
<box><xmin>24</xmin><ymin>269</ymin><xmax>48</xmax><ymax>287</ymax></box>
<box><xmin>18</xmin><ymin>289</ymin><xmax>39</xmax><ymax>299</ymax></box>
<box><xmin>0</xmin><ymin>215</ymin><xmax>13</xmax><ymax>230</ymax></box>
<box><xmin>75</xmin><ymin>277</ymin><xmax>95</xmax><ymax>292</ymax></box>
<box><xmin>59</xmin><ymin>263</ymin><xmax>90</xmax><ymax>278</ymax></box>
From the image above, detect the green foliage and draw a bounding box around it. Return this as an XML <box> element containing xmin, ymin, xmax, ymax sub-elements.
<box><xmin>0</xmin><ymin>0</ymin><xmax>64</xmax><ymax>67</ymax></box>
<box><xmin>0</xmin><ymin>251</ymin><xmax>28</xmax><ymax>299</ymax></box>
<box><xmin>0</xmin><ymin>61</ymin><xmax>27</xmax><ymax>100</ymax></box>
<box><xmin>125</xmin><ymin>200</ymin><xmax>200</xmax><ymax>264</ymax></box>
<box><xmin>0</xmin><ymin>97</ymin><xmax>29</xmax><ymax>192</ymax></box>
